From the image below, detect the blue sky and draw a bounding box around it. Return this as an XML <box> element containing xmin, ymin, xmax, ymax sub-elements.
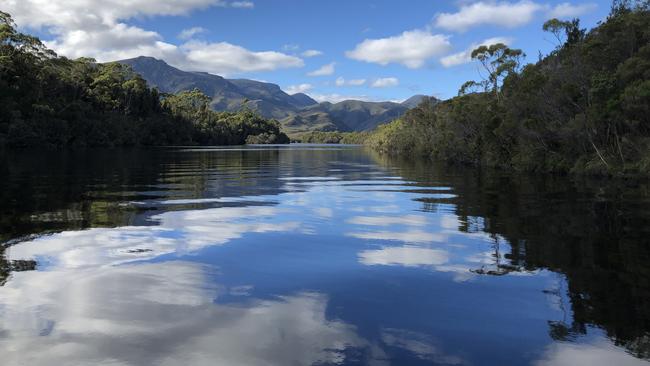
<box><xmin>5</xmin><ymin>0</ymin><xmax>611</xmax><ymax>102</ymax></box>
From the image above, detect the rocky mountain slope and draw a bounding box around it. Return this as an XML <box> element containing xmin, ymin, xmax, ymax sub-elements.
<box><xmin>119</xmin><ymin>56</ymin><xmax>432</xmax><ymax>132</ymax></box>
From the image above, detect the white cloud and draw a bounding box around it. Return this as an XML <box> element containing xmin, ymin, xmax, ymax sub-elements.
<box><xmin>230</xmin><ymin>1</ymin><xmax>254</xmax><ymax>8</ymax></box>
<box><xmin>440</xmin><ymin>37</ymin><xmax>513</xmax><ymax>67</ymax></box>
<box><xmin>371</xmin><ymin>77</ymin><xmax>399</xmax><ymax>88</ymax></box>
<box><xmin>43</xmin><ymin>23</ymin><xmax>177</xmax><ymax>61</ymax></box>
<box><xmin>178</xmin><ymin>26</ymin><xmax>207</xmax><ymax>40</ymax></box>
<box><xmin>434</xmin><ymin>1</ymin><xmax>544</xmax><ymax>32</ymax></box>
<box><xmin>182</xmin><ymin>41</ymin><xmax>304</xmax><ymax>74</ymax></box>
<box><xmin>284</xmin><ymin>83</ymin><xmax>313</xmax><ymax>94</ymax></box>
<box><xmin>6</xmin><ymin>0</ymin><xmax>223</xmax><ymax>29</ymax></box>
<box><xmin>346</xmin><ymin>30</ymin><xmax>451</xmax><ymax>68</ymax></box>
<box><xmin>548</xmin><ymin>2</ymin><xmax>597</xmax><ymax>18</ymax></box>
<box><xmin>308</xmin><ymin>62</ymin><xmax>336</xmax><ymax>76</ymax></box>
<box><xmin>4</xmin><ymin>0</ymin><xmax>300</xmax><ymax>76</ymax></box>
<box><xmin>301</xmin><ymin>49</ymin><xmax>323</xmax><ymax>57</ymax></box>
<box><xmin>348</xmin><ymin>79</ymin><xmax>367</xmax><ymax>86</ymax></box>
<box><xmin>282</xmin><ymin>43</ymin><xmax>300</xmax><ymax>51</ymax></box>
<box><xmin>335</xmin><ymin>77</ymin><xmax>367</xmax><ymax>87</ymax></box>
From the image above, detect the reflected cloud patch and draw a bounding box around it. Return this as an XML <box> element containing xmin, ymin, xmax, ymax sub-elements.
<box><xmin>347</xmin><ymin>215</ymin><xmax>428</xmax><ymax>227</ymax></box>
<box><xmin>8</xmin><ymin>206</ymin><xmax>302</xmax><ymax>269</ymax></box>
<box><xmin>313</xmin><ymin>207</ymin><xmax>334</xmax><ymax>218</ymax></box>
<box><xmin>347</xmin><ymin>230</ymin><xmax>446</xmax><ymax>244</ymax></box>
<box><xmin>534</xmin><ymin>341</ymin><xmax>650</xmax><ymax>366</ymax></box>
<box><xmin>359</xmin><ymin>246</ymin><xmax>449</xmax><ymax>267</ymax></box>
<box><xmin>381</xmin><ymin>328</ymin><xmax>466</xmax><ymax>364</ymax></box>
<box><xmin>0</xmin><ymin>261</ymin><xmax>373</xmax><ymax>366</ymax></box>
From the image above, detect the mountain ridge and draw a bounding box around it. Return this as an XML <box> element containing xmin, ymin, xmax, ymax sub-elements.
<box><xmin>118</xmin><ymin>56</ymin><xmax>433</xmax><ymax>132</ymax></box>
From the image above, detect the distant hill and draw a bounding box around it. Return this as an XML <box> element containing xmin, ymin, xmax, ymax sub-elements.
<box><xmin>119</xmin><ymin>57</ymin><xmax>315</xmax><ymax>120</ymax></box>
<box><xmin>400</xmin><ymin>95</ymin><xmax>427</xmax><ymax>108</ymax></box>
<box><xmin>281</xmin><ymin>100</ymin><xmax>409</xmax><ymax>132</ymax></box>
<box><xmin>118</xmin><ymin>56</ymin><xmax>432</xmax><ymax>132</ymax></box>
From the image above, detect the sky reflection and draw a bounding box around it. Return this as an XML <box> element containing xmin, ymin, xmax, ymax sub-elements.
<box><xmin>1</xmin><ymin>146</ymin><xmax>648</xmax><ymax>365</ymax></box>
<box><xmin>0</xmin><ymin>262</ymin><xmax>375</xmax><ymax>366</ymax></box>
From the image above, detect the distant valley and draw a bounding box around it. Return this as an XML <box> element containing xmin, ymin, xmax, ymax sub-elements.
<box><xmin>119</xmin><ymin>56</ymin><xmax>431</xmax><ymax>133</ymax></box>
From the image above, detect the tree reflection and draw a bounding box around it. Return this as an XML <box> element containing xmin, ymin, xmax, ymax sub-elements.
<box><xmin>373</xmin><ymin>153</ymin><xmax>650</xmax><ymax>359</ymax></box>
<box><xmin>2</xmin><ymin>147</ymin><xmax>649</xmax><ymax>361</ymax></box>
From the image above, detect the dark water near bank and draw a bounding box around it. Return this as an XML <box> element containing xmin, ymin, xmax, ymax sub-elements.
<box><xmin>1</xmin><ymin>145</ymin><xmax>649</xmax><ymax>366</ymax></box>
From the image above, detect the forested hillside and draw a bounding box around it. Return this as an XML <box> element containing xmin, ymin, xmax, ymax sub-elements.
<box><xmin>0</xmin><ymin>12</ymin><xmax>288</xmax><ymax>148</ymax></box>
<box><xmin>120</xmin><ymin>56</ymin><xmax>318</xmax><ymax>120</ymax></box>
<box><xmin>120</xmin><ymin>56</ymin><xmax>422</xmax><ymax>133</ymax></box>
<box><xmin>368</xmin><ymin>1</ymin><xmax>650</xmax><ymax>176</ymax></box>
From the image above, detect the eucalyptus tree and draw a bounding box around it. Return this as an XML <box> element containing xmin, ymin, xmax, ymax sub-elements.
<box><xmin>459</xmin><ymin>43</ymin><xmax>524</xmax><ymax>102</ymax></box>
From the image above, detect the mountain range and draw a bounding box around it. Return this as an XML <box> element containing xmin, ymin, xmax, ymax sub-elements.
<box><xmin>119</xmin><ymin>57</ymin><xmax>431</xmax><ymax>133</ymax></box>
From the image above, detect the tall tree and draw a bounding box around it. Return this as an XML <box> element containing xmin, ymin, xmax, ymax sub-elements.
<box><xmin>459</xmin><ymin>43</ymin><xmax>524</xmax><ymax>101</ymax></box>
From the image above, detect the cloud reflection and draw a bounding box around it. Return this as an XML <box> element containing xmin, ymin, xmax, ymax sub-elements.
<box><xmin>347</xmin><ymin>215</ymin><xmax>428</xmax><ymax>226</ymax></box>
<box><xmin>359</xmin><ymin>246</ymin><xmax>449</xmax><ymax>267</ymax></box>
<box><xmin>347</xmin><ymin>230</ymin><xmax>447</xmax><ymax>244</ymax></box>
<box><xmin>534</xmin><ymin>341</ymin><xmax>650</xmax><ymax>366</ymax></box>
<box><xmin>0</xmin><ymin>262</ymin><xmax>373</xmax><ymax>366</ymax></box>
<box><xmin>8</xmin><ymin>206</ymin><xmax>301</xmax><ymax>269</ymax></box>
<box><xmin>381</xmin><ymin>328</ymin><xmax>466</xmax><ymax>365</ymax></box>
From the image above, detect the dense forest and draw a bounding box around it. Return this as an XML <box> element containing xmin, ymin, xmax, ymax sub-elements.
<box><xmin>0</xmin><ymin>12</ymin><xmax>288</xmax><ymax>148</ymax></box>
<box><xmin>292</xmin><ymin>131</ymin><xmax>370</xmax><ymax>144</ymax></box>
<box><xmin>368</xmin><ymin>1</ymin><xmax>650</xmax><ymax>176</ymax></box>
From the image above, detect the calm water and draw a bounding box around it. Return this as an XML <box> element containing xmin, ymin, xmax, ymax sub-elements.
<box><xmin>1</xmin><ymin>145</ymin><xmax>649</xmax><ymax>366</ymax></box>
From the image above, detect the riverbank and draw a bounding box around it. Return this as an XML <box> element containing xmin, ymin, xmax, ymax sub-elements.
<box><xmin>366</xmin><ymin>5</ymin><xmax>650</xmax><ymax>177</ymax></box>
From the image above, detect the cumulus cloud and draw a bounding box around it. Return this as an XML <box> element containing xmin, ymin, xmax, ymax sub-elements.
<box><xmin>6</xmin><ymin>0</ymin><xmax>220</xmax><ymax>28</ymax></box>
<box><xmin>182</xmin><ymin>41</ymin><xmax>304</xmax><ymax>74</ymax></box>
<box><xmin>178</xmin><ymin>26</ymin><xmax>207</xmax><ymax>40</ymax></box>
<box><xmin>346</xmin><ymin>30</ymin><xmax>451</xmax><ymax>68</ymax></box>
<box><xmin>308</xmin><ymin>62</ymin><xmax>336</xmax><ymax>76</ymax></box>
<box><xmin>301</xmin><ymin>49</ymin><xmax>323</xmax><ymax>57</ymax></box>
<box><xmin>3</xmin><ymin>0</ymin><xmax>301</xmax><ymax>76</ymax></box>
<box><xmin>284</xmin><ymin>83</ymin><xmax>313</xmax><ymax>94</ymax></box>
<box><xmin>230</xmin><ymin>1</ymin><xmax>254</xmax><ymax>8</ymax></box>
<box><xmin>282</xmin><ymin>43</ymin><xmax>300</xmax><ymax>51</ymax></box>
<box><xmin>371</xmin><ymin>77</ymin><xmax>399</xmax><ymax>88</ymax></box>
<box><xmin>335</xmin><ymin>77</ymin><xmax>367</xmax><ymax>87</ymax></box>
<box><xmin>548</xmin><ymin>2</ymin><xmax>597</xmax><ymax>18</ymax></box>
<box><xmin>440</xmin><ymin>37</ymin><xmax>513</xmax><ymax>67</ymax></box>
<box><xmin>434</xmin><ymin>1</ymin><xmax>544</xmax><ymax>32</ymax></box>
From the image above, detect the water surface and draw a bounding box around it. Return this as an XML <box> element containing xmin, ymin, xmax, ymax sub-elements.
<box><xmin>1</xmin><ymin>145</ymin><xmax>649</xmax><ymax>365</ymax></box>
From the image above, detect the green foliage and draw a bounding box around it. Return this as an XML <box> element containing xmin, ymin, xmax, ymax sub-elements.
<box><xmin>461</xmin><ymin>43</ymin><xmax>524</xmax><ymax>101</ymax></box>
<box><xmin>293</xmin><ymin>131</ymin><xmax>369</xmax><ymax>144</ymax></box>
<box><xmin>543</xmin><ymin>18</ymin><xmax>585</xmax><ymax>47</ymax></box>
<box><xmin>0</xmin><ymin>12</ymin><xmax>288</xmax><ymax>148</ymax></box>
<box><xmin>368</xmin><ymin>4</ymin><xmax>650</xmax><ymax>176</ymax></box>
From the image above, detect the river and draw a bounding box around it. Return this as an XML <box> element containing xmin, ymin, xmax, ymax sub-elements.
<box><xmin>1</xmin><ymin>145</ymin><xmax>648</xmax><ymax>365</ymax></box>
